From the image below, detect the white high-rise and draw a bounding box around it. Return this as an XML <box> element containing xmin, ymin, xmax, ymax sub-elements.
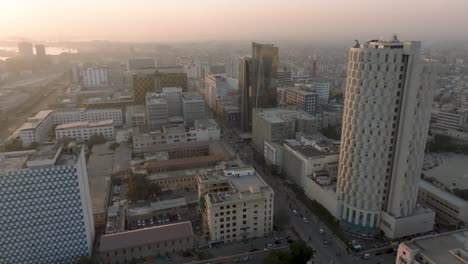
<box><xmin>337</xmin><ymin>37</ymin><xmax>435</xmax><ymax>239</ymax></box>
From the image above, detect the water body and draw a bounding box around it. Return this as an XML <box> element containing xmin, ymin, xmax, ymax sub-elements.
<box><xmin>0</xmin><ymin>46</ymin><xmax>78</xmax><ymax>60</ymax></box>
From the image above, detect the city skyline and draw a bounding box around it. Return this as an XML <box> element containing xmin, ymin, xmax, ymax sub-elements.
<box><xmin>1</xmin><ymin>0</ymin><xmax>468</xmax><ymax>42</ymax></box>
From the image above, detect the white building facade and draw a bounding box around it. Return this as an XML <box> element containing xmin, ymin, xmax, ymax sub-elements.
<box><xmin>18</xmin><ymin>110</ymin><xmax>55</xmax><ymax>146</ymax></box>
<box><xmin>55</xmin><ymin>120</ymin><xmax>115</xmax><ymax>142</ymax></box>
<box><xmin>336</xmin><ymin>39</ymin><xmax>435</xmax><ymax>238</ymax></box>
<box><xmin>53</xmin><ymin>108</ymin><xmax>123</xmax><ymax>127</ymax></box>
<box><xmin>0</xmin><ymin>143</ymin><xmax>95</xmax><ymax>263</ymax></box>
<box><xmin>83</xmin><ymin>67</ymin><xmax>108</xmax><ymax>87</ymax></box>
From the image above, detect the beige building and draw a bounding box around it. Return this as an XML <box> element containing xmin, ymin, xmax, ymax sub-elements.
<box><xmin>199</xmin><ymin>166</ymin><xmax>274</xmax><ymax>243</ymax></box>
<box><xmin>419</xmin><ymin>180</ymin><xmax>468</xmax><ymax>228</ymax></box>
<box><xmin>18</xmin><ymin>110</ymin><xmax>55</xmax><ymax>146</ymax></box>
<box><xmin>55</xmin><ymin>120</ymin><xmax>115</xmax><ymax>142</ymax></box>
<box><xmin>252</xmin><ymin>108</ymin><xmax>318</xmax><ymax>153</ymax></box>
<box><xmin>99</xmin><ymin>222</ymin><xmax>194</xmax><ymax>264</ymax></box>
<box><xmin>282</xmin><ymin>136</ymin><xmax>339</xmax><ymax>188</ymax></box>
<box><xmin>396</xmin><ymin>229</ymin><xmax>468</xmax><ymax>264</ymax></box>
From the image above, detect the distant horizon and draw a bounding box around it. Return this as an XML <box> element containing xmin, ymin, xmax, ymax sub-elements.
<box><xmin>1</xmin><ymin>0</ymin><xmax>467</xmax><ymax>43</ymax></box>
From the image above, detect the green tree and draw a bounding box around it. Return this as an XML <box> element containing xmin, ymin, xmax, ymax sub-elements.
<box><xmin>289</xmin><ymin>240</ymin><xmax>313</xmax><ymax>264</ymax></box>
<box><xmin>86</xmin><ymin>134</ymin><xmax>107</xmax><ymax>148</ymax></box>
<box><xmin>264</xmin><ymin>240</ymin><xmax>313</xmax><ymax>264</ymax></box>
<box><xmin>263</xmin><ymin>250</ymin><xmax>291</xmax><ymax>264</ymax></box>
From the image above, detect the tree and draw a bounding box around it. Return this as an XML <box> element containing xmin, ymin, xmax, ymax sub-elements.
<box><xmin>289</xmin><ymin>240</ymin><xmax>313</xmax><ymax>264</ymax></box>
<box><xmin>126</xmin><ymin>173</ymin><xmax>161</xmax><ymax>202</ymax></box>
<box><xmin>87</xmin><ymin>134</ymin><xmax>107</xmax><ymax>148</ymax></box>
<box><xmin>196</xmin><ymin>251</ymin><xmax>213</xmax><ymax>260</ymax></box>
<box><xmin>264</xmin><ymin>240</ymin><xmax>313</xmax><ymax>264</ymax></box>
<box><xmin>263</xmin><ymin>250</ymin><xmax>291</xmax><ymax>264</ymax></box>
<box><xmin>3</xmin><ymin>137</ymin><xmax>25</xmax><ymax>152</ymax></box>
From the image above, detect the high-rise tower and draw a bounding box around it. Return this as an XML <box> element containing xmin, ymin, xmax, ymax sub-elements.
<box><xmin>251</xmin><ymin>42</ymin><xmax>279</xmax><ymax>109</ymax></box>
<box><xmin>337</xmin><ymin>37</ymin><xmax>435</xmax><ymax>238</ymax></box>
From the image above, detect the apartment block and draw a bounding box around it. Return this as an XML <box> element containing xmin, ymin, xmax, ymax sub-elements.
<box><xmin>0</xmin><ymin>143</ymin><xmax>94</xmax><ymax>263</ymax></box>
<box><xmin>55</xmin><ymin>120</ymin><xmax>115</xmax><ymax>142</ymax></box>
<box><xmin>53</xmin><ymin>108</ymin><xmax>123</xmax><ymax>127</ymax></box>
<box><xmin>18</xmin><ymin>110</ymin><xmax>55</xmax><ymax>146</ymax></box>
<box><xmin>83</xmin><ymin>67</ymin><xmax>108</xmax><ymax>87</ymax></box>
<box><xmin>199</xmin><ymin>166</ymin><xmax>274</xmax><ymax>243</ymax></box>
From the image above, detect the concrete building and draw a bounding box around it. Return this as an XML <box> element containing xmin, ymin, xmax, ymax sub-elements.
<box><xmin>55</xmin><ymin>120</ymin><xmax>115</xmax><ymax>142</ymax></box>
<box><xmin>225</xmin><ymin>55</ymin><xmax>240</xmax><ymax>79</ymax></box>
<box><xmin>431</xmin><ymin>129</ymin><xmax>468</xmax><ymax>144</ymax></box>
<box><xmin>132</xmin><ymin>119</ymin><xmax>220</xmax><ymax>150</ymax></box>
<box><xmin>337</xmin><ymin>38</ymin><xmax>436</xmax><ymax>239</ymax></box>
<box><xmin>162</xmin><ymin>87</ymin><xmax>183</xmax><ymax>117</ymax></box>
<box><xmin>239</xmin><ymin>56</ymin><xmax>253</xmax><ymax>131</ymax></box>
<box><xmin>205</xmin><ymin>74</ymin><xmax>230</xmax><ymax>109</ymax></box>
<box><xmin>53</xmin><ymin>108</ymin><xmax>123</xmax><ymax>127</ymax></box>
<box><xmin>215</xmin><ymin>97</ymin><xmax>241</xmax><ymax>129</ymax></box>
<box><xmin>145</xmin><ymin>93</ymin><xmax>169</xmax><ymax>128</ymax></box>
<box><xmin>263</xmin><ymin>141</ymin><xmax>284</xmax><ymax>171</ymax></box>
<box><xmin>0</xmin><ymin>143</ymin><xmax>94</xmax><ymax>263</ymax></box>
<box><xmin>285</xmin><ymin>87</ymin><xmax>319</xmax><ymax>115</ymax></box>
<box><xmin>125</xmin><ymin>105</ymin><xmax>146</xmax><ymax>127</ymax></box>
<box><xmin>252</xmin><ymin>108</ymin><xmax>318</xmax><ymax>153</ymax></box>
<box><xmin>99</xmin><ymin>222</ymin><xmax>194</xmax><ymax>264</ymax></box>
<box><xmin>136</xmin><ymin>141</ymin><xmax>235</xmax><ymax>172</ymax></box>
<box><xmin>282</xmin><ymin>136</ymin><xmax>339</xmax><ymax>188</ymax></box>
<box><xmin>419</xmin><ymin>180</ymin><xmax>468</xmax><ymax>228</ymax></box>
<box><xmin>83</xmin><ymin>67</ymin><xmax>108</xmax><ymax>87</ymax></box>
<box><xmin>431</xmin><ymin>110</ymin><xmax>468</xmax><ymax>131</ymax></box>
<box><xmin>199</xmin><ymin>166</ymin><xmax>274</xmax><ymax>243</ymax></box>
<box><xmin>132</xmin><ymin>69</ymin><xmax>187</xmax><ymax>104</ymax></box>
<box><xmin>18</xmin><ymin>110</ymin><xmax>55</xmax><ymax>146</ymax></box>
<box><xmin>276</xmin><ymin>70</ymin><xmax>293</xmax><ymax>87</ymax></box>
<box><xmin>396</xmin><ymin>229</ymin><xmax>468</xmax><ymax>264</ymax></box>
<box><xmin>304</xmin><ymin>81</ymin><xmax>330</xmax><ymax>107</ymax></box>
<box><xmin>182</xmin><ymin>92</ymin><xmax>206</xmax><ymax>124</ymax></box>
<box><xmin>35</xmin><ymin>44</ymin><xmax>46</xmax><ymax>57</ymax></box>
<box><xmin>17</xmin><ymin>41</ymin><xmax>33</xmax><ymax>57</ymax></box>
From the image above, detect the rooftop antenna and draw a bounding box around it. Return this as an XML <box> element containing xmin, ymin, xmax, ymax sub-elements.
<box><xmin>354</xmin><ymin>40</ymin><xmax>360</xmax><ymax>48</ymax></box>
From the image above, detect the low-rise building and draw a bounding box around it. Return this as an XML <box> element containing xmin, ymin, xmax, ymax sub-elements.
<box><xmin>145</xmin><ymin>93</ymin><xmax>169</xmax><ymax>128</ymax></box>
<box><xmin>396</xmin><ymin>229</ymin><xmax>468</xmax><ymax>264</ymax></box>
<box><xmin>18</xmin><ymin>110</ymin><xmax>55</xmax><ymax>146</ymax></box>
<box><xmin>125</xmin><ymin>105</ymin><xmax>146</xmax><ymax>127</ymax></box>
<box><xmin>132</xmin><ymin>119</ymin><xmax>220</xmax><ymax>150</ymax></box>
<box><xmin>252</xmin><ymin>108</ymin><xmax>318</xmax><ymax>153</ymax></box>
<box><xmin>200</xmin><ymin>166</ymin><xmax>274</xmax><ymax>243</ymax></box>
<box><xmin>53</xmin><ymin>108</ymin><xmax>123</xmax><ymax>127</ymax></box>
<box><xmin>282</xmin><ymin>136</ymin><xmax>339</xmax><ymax>188</ymax></box>
<box><xmin>83</xmin><ymin>67</ymin><xmax>108</xmax><ymax>87</ymax></box>
<box><xmin>419</xmin><ymin>180</ymin><xmax>468</xmax><ymax>228</ymax></box>
<box><xmin>99</xmin><ymin>222</ymin><xmax>194</xmax><ymax>264</ymax></box>
<box><xmin>55</xmin><ymin>120</ymin><xmax>115</xmax><ymax>142</ymax></box>
<box><xmin>263</xmin><ymin>140</ymin><xmax>284</xmax><ymax>171</ymax></box>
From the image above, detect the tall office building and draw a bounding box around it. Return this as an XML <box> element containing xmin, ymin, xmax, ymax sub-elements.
<box><xmin>35</xmin><ymin>44</ymin><xmax>46</xmax><ymax>57</ymax></box>
<box><xmin>336</xmin><ymin>38</ymin><xmax>435</xmax><ymax>239</ymax></box>
<box><xmin>239</xmin><ymin>57</ymin><xmax>252</xmax><ymax>131</ymax></box>
<box><xmin>0</xmin><ymin>143</ymin><xmax>95</xmax><ymax>263</ymax></box>
<box><xmin>17</xmin><ymin>41</ymin><xmax>34</xmax><ymax>57</ymax></box>
<box><xmin>251</xmin><ymin>42</ymin><xmax>279</xmax><ymax>108</ymax></box>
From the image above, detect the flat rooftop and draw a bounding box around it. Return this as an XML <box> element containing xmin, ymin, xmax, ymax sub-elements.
<box><xmin>255</xmin><ymin>108</ymin><xmax>315</xmax><ymax>124</ymax></box>
<box><xmin>163</xmin><ymin>124</ymin><xmax>186</xmax><ymax>134</ymax></box>
<box><xmin>19</xmin><ymin>110</ymin><xmax>54</xmax><ymax>131</ymax></box>
<box><xmin>128</xmin><ymin>197</ymin><xmax>187</xmax><ymax>217</ymax></box>
<box><xmin>403</xmin><ymin>229</ymin><xmax>468</xmax><ymax>264</ymax></box>
<box><xmin>56</xmin><ymin>120</ymin><xmax>113</xmax><ymax>130</ymax></box>
<box><xmin>182</xmin><ymin>92</ymin><xmax>203</xmax><ymax>101</ymax></box>
<box><xmin>193</xmin><ymin>119</ymin><xmax>218</xmax><ymax>130</ymax></box>
<box><xmin>100</xmin><ymin>221</ymin><xmax>193</xmax><ymax>252</ymax></box>
<box><xmin>420</xmin><ymin>180</ymin><xmax>468</xmax><ymax>209</ymax></box>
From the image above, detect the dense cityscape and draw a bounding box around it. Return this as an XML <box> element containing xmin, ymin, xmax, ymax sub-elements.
<box><xmin>1</xmin><ymin>2</ymin><xmax>468</xmax><ymax>264</ymax></box>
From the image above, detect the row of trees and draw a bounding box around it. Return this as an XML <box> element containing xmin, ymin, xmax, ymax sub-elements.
<box><xmin>426</xmin><ymin>134</ymin><xmax>468</xmax><ymax>154</ymax></box>
<box><xmin>126</xmin><ymin>173</ymin><xmax>161</xmax><ymax>202</ymax></box>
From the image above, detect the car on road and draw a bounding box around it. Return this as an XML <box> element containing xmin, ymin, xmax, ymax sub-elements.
<box><xmin>303</xmin><ymin>217</ymin><xmax>309</xmax><ymax>223</ymax></box>
<box><xmin>292</xmin><ymin>209</ymin><xmax>298</xmax><ymax>215</ymax></box>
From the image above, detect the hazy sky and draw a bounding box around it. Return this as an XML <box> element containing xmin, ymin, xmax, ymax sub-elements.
<box><xmin>1</xmin><ymin>0</ymin><xmax>467</xmax><ymax>42</ymax></box>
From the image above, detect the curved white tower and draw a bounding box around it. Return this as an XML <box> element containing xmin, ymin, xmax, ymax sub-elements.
<box><xmin>337</xmin><ymin>38</ymin><xmax>434</xmax><ymax>234</ymax></box>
